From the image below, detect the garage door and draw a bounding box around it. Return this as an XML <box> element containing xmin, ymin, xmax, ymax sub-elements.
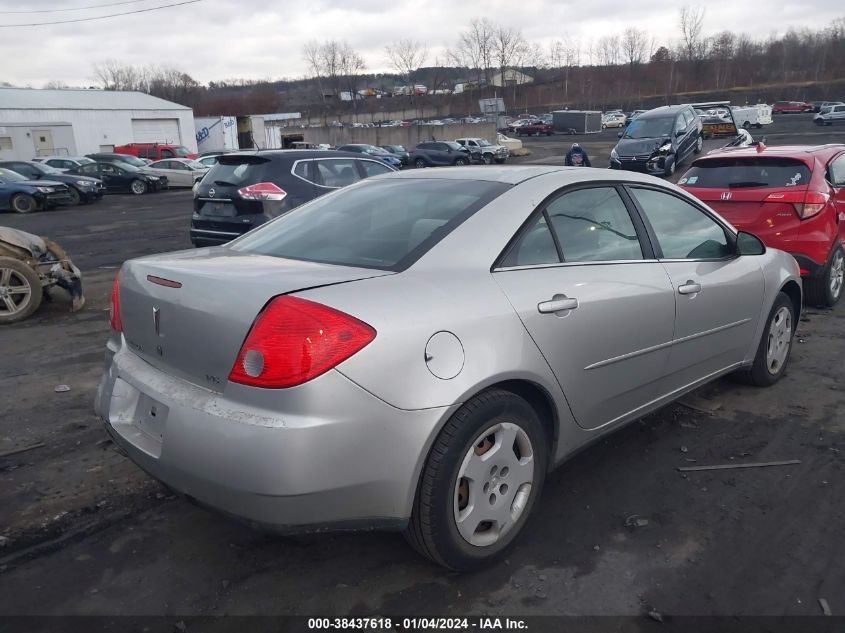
<box><xmin>131</xmin><ymin>119</ymin><xmax>180</xmax><ymax>143</ymax></box>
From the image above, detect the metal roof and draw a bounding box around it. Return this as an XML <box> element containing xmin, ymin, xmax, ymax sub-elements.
<box><xmin>0</xmin><ymin>88</ymin><xmax>191</xmax><ymax>111</ymax></box>
<box><xmin>0</xmin><ymin>121</ymin><xmax>72</xmax><ymax>126</ymax></box>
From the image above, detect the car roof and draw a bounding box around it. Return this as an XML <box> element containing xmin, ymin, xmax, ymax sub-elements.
<box><xmin>694</xmin><ymin>144</ymin><xmax>845</xmax><ymax>166</ymax></box>
<box><xmin>638</xmin><ymin>105</ymin><xmax>690</xmax><ymax>119</ymax></box>
<box><xmin>383</xmin><ymin>165</ymin><xmax>676</xmax><ymax>186</ymax></box>
<box><xmin>221</xmin><ymin>149</ymin><xmax>372</xmax><ymax>161</ymax></box>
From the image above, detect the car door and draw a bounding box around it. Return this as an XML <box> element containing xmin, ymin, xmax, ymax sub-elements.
<box><xmin>493</xmin><ymin>185</ymin><xmax>677</xmax><ymax>430</ymax></box>
<box><xmin>165</xmin><ymin>161</ymin><xmax>191</xmax><ymax>186</ymax></box>
<box><xmin>627</xmin><ymin>185</ymin><xmax>765</xmax><ymax>392</ymax></box>
<box><xmin>79</xmin><ymin>163</ymin><xmax>106</xmax><ymax>187</ymax></box>
<box><xmin>100</xmin><ymin>164</ymin><xmax>123</xmax><ymax>191</ymax></box>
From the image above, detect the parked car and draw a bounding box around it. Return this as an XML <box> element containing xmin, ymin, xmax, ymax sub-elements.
<box><xmin>378</xmin><ymin>144</ymin><xmax>411</xmax><ymax>166</ymax></box>
<box><xmin>626</xmin><ymin>110</ymin><xmax>647</xmax><ymax>124</ymax></box>
<box><xmin>0</xmin><ymin>160</ymin><xmax>104</xmax><ymax>205</ymax></box>
<box><xmin>810</xmin><ymin>100</ymin><xmax>840</xmax><ymax>113</ymax></box>
<box><xmin>196</xmin><ymin>154</ymin><xmax>223</xmax><ymax>168</ymax></box>
<box><xmin>679</xmin><ymin>144</ymin><xmax>845</xmax><ymax>307</ymax></box>
<box><xmin>0</xmin><ymin>226</ymin><xmax>83</xmax><ymax>323</ymax></box>
<box><xmin>32</xmin><ymin>156</ymin><xmax>96</xmax><ymax>172</ymax></box>
<box><xmin>516</xmin><ymin>121</ymin><xmax>554</xmax><ymax>136</ymax></box>
<box><xmin>0</xmin><ymin>167</ymin><xmax>73</xmax><ymax>213</ymax></box>
<box><xmin>114</xmin><ymin>142</ymin><xmax>198</xmax><ymax>161</ymax></box>
<box><xmin>602</xmin><ymin>112</ymin><xmax>628</xmax><ymax>128</ymax></box>
<box><xmin>772</xmin><ymin>101</ymin><xmax>813</xmax><ymax>114</ymax></box>
<box><xmin>410</xmin><ymin>141</ymin><xmax>472</xmax><ymax>168</ymax></box>
<box><xmin>87</xmin><ymin>152</ymin><xmax>154</xmax><ymax>169</ymax></box>
<box><xmin>145</xmin><ymin>158</ymin><xmax>209</xmax><ymax>187</ymax></box>
<box><xmin>498</xmin><ymin>118</ymin><xmax>538</xmax><ymax>133</ymax></box>
<box><xmin>68</xmin><ymin>161</ymin><xmax>166</xmax><ymax>195</ymax></box>
<box><xmin>455</xmin><ymin>138</ymin><xmax>510</xmax><ymax>164</ymax></box>
<box><xmin>98</xmin><ymin>166</ymin><xmax>800</xmax><ymax>571</ymax></box>
<box><xmin>336</xmin><ymin>144</ymin><xmax>403</xmax><ymax>169</ymax></box>
<box><xmin>191</xmin><ymin>150</ymin><xmax>397</xmax><ymax>247</ymax></box>
<box><xmin>610</xmin><ymin>104</ymin><xmax>703</xmax><ymax>177</ymax></box>
<box><xmin>496</xmin><ymin>133</ymin><xmax>523</xmax><ymax>152</ymax></box>
<box><xmin>814</xmin><ymin>103</ymin><xmax>845</xmax><ymax>126</ymax></box>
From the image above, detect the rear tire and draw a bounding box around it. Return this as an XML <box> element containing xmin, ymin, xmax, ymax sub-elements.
<box><xmin>735</xmin><ymin>292</ymin><xmax>794</xmax><ymax>387</ymax></box>
<box><xmin>742</xmin><ymin>121</ymin><xmax>751</xmax><ymax>129</ymax></box>
<box><xmin>694</xmin><ymin>135</ymin><xmax>703</xmax><ymax>154</ymax></box>
<box><xmin>404</xmin><ymin>389</ymin><xmax>547</xmax><ymax>571</ymax></box>
<box><xmin>10</xmin><ymin>193</ymin><xmax>36</xmax><ymax>214</ymax></box>
<box><xmin>804</xmin><ymin>245</ymin><xmax>844</xmax><ymax>307</ymax></box>
<box><xmin>0</xmin><ymin>257</ymin><xmax>43</xmax><ymax>324</ymax></box>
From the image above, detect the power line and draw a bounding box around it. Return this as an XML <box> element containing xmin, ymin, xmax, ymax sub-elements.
<box><xmin>0</xmin><ymin>0</ymin><xmax>146</xmax><ymax>14</ymax></box>
<box><xmin>0</xmin><ymin>0</ymin><xmax>204</xmax><ymax>26</ymax></box>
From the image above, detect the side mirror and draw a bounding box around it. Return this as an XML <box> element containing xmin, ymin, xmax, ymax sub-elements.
<box><xmin>736</xmin><ymin>231</ymin><xmax>766</xmax><ymax>256</ymax></box>
<box><xmin>676</xmin><ymin>130</ymin><xmax>685</xmax><ymax>137</ymax></box>
<box><xmin>617</xmin><ymin>132</ymin><xmax>623</xmax><ymax>138</ymax></box>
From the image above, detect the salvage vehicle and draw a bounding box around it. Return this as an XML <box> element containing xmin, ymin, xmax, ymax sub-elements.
<box><xmin>0</xmin><ymin>160</ymin><xmax>105</xmax><ymax>205</ymax></box>
<box><xmin>772</xmin><ymin>101</ymin><xmax>813</xmax><ymax>114</ymax></box>
<box><xmin>69</xmin><ymin>161</ymin><xmax>166</xmax><ymax>195</ymax></box>
<box><xmin>679</xmin><ymin>144</ymin><xmax>845</xmax><ymax>307</ymax></box>
<box><xmin>0</xmin><ymin>167</ymin><xmax>74</xmax><ymax>213</ymax></box>
<box><xmin>516</xmin><ymin>121</ymin><xmax>554</xmax><ymax>136</ymax></box>
<box><xmin>814</xmin><ymin>103</ymin><xmax>845</xmax><ymax>126</ymax></box>
<box><xmin>191</xmin><ymin>150</ymin><xmax>396</xmax><ymax>246</ymax></box>
<box><xmin>0</xmin><ymin>227</ymin><xmax>83</xmax><ymax>323</ymax></box>
<box><xmin>410</xmin><ymin>141</ymin><xmax>471</xmax><ymax>167</ymax></box>
<box><xmin>145</xmin><ymin>158</ymin><xmax>209</xmax><ymax>187</ymax></box>
<box><xmin>610</xmin><ymin>104</ymin><xmax>703</xmax><ymax>177</ymax></box>
<box><xmin>97</xmin><ymin>166</ymin><xmax>800</xmax><ymax>570</ymax></box>
<box><xmin>454</xmin><ymin>138</ymin><xmax>509</xmax><ymax>164</ymax></box>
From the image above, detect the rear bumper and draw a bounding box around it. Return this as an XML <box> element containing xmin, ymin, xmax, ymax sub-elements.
<box><xmin>94</xmin><ymin>344</ymin><xmax>448</xmax><ymax>532</ymax></box>
<box><xmin>790</xmin><ymin>253</ymin><xmax>825</xmax><ymax>276</ymax></box>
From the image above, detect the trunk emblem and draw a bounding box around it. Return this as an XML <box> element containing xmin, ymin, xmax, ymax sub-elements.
<box><xmin>721</xmin><ymin>192</ymin><xmax>732</xmax><ymax>200</ymax></box>
<box><xmin>208</xmin><ymin>188</ymin><xmax>215</xmax><ymax>197</ymax></box>
<box><xmin>153</xmin><ymin>306</ymin><xmax>161</xmax><ymax>336</ymax></box>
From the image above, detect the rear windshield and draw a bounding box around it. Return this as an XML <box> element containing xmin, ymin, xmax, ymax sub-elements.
<box><xmin>205</xmin><ymin>156</ymin><xmax>270</xmax><ymax>187</ymax></box>
<box><xmin>229</xmin><ymin>178</ymin><xmax>509</xmax><ymax>271</ymax></box>
<box><xmin>680</xmin><ymin>158</ymin><xmax>812</xmax><ymax>189</ymax></box>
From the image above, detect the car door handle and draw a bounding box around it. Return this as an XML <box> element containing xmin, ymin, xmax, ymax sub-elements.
<box><xmin>678</xmin><ymin>280</ymin><xmax>702</xmax><ymax>295</ymax></box>
<box><xmin>538</xmin><ymin>297</ymin><xmax>579</xmax><ymax>313</ymax></box>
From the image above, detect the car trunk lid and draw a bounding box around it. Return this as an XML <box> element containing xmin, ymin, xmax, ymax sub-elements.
<box><xmin>119</xmin><ymin>249</ymin><xmax>393</xmax><ymax>392</ymax></box>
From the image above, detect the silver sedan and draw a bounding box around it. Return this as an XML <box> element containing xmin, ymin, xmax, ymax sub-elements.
<box><xmin>95</xmin><ymin>167</ymin><xmax>801</xmax><ymax>570</ymax></box>
<box><xmin>144</xmin><ymin>158</ymin><xmax>209</xmax><ymax>187</ymax></box>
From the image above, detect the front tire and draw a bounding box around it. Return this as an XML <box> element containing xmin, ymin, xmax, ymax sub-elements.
<box><xmin>454</xmin><ymin>157</ymin><xmax>467</xmax><ymax>166</ymax></box>
<box><xmin>694</xmin><ymin>134</ymin><xmax>703</xmax><ymax>154</ymax></box>
<box><xmin>130</xmin><ymin>179</ymin><xmax>147</xmax><ymax>195</ymax></box>
<box><xmin>663</xmin><ymin>156</ymin><xmax>676</xmax><ymax>177</ymax></box>
<box><xmin>482</xmin><ymin>154</ymin><xmax>493</xmax><ymax>165</ymax></box>
<box><xmin>737</xmin><ymin>291</ymin><xmax>795</xmax><ymax>386</ymax></box>
<box><xmin>0</xmin><ymin>257</ymin><xmax>43</xmax><ymax>324</ymax></box>
<box><xmin>405</xmin><ymin>389</ymin><xmax>547</xmax><ymax>571</ymax></box>
<box><xmin>804</xmin><ymin>245</ymin><xmax>844</xmax><ymax>307</ymax></box>
<box><xmin>414</xmin><ymin>158</ymin><xmax>426</xmax><ymax>169</ymax></box>
<box><xmin>10</xmin><ymin>193</ymin><xmax>37</xmax><ymax>214</ymax></box>
<box><xmin>67</xmin><ymin>186</ymin><xmax>81</xmax><ymax>206</ymax></box>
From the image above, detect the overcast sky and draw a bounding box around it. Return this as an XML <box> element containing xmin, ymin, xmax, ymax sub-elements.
<box><xmin>0</xmin><ymin>0</ymin><xmax>841</xmax><ymax>88</ymax></box>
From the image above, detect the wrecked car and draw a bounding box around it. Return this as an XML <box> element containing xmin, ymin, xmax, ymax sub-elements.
<box><xmin>0</xmin><ymin>227</ymin><xmax>84</xmax><ymax>323</ymax></box>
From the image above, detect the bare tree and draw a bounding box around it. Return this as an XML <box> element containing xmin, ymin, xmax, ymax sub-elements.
<box><xmin>679</xmin><ymin>6</ymin><xmax>706</xmax><ymax>62</ymax></box>
<box><xmin>621</xmin><ymin>27</ymin><xmax>648</xmax><ymax>67</ymax></box>
<box><xmin>385</xmin><ymin>39</ymin><xmax>428</xmax><ymax>92</ymax></box>
<box><xmin>596</xmin><ymin>35</ymin><xmax>621</xmax><ymax>67</ymax></box>
<box><xmin>44</xmin><ymin>80</ymin><xmax>68</xmax><ymax>90</ymax></box>
<box><xmin>450</xmin><ymin>18</ymin><xmax>495</xmax><ymax>88</ymax></box>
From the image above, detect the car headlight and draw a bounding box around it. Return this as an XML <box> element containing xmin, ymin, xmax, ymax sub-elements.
<box><xmin>148</xmin><ymin>176</ymin><xmax>160</xmax><ymax>181</ymax></box>
<box><xmin>76</xmin><ymin>180</ymin><xmax>93</xmax><ymax>187</ymax></box>
<box><xmin>658</xmin><ymin>143</ymin><xmax>672</xmax><ymax>153</ymax></box>
<box><xmin>610</xmin><ymin>148</ymin><xmax>619</xmax><ymax>160</ymax></box>
<box><xmin>37</xmin><ymin>186</ymin><xmax>53</xmax><ymax>193</ymax></box>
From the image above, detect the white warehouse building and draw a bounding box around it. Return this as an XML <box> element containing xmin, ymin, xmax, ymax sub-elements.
<box><xmin>0</xmin><ymin>87</ymin><xmax>197</xmax><ymax>161</ymax></box>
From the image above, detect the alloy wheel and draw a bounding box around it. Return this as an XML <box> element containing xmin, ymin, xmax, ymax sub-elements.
<box><xmin>0</xmin><ymin>267</ymin><xmax>33</xmax><ymax>317</ymax></box>
<box><xmin>454</xmin><ymin>422</ymin><xmax>535</xmax><ymax>547</ymax></box>
<box><xmin>765</xmin><ymin>306</ymin><xmax>792</xmax><ymax>375</ymax></box>
<box><xmin>830</xmin><ymin>249</ymin><xmax>844</xmax><ymax>300</ymax></box>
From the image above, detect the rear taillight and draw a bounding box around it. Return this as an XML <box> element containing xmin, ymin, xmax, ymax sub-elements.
<box><xmin>237</xmin><ymin>182</ymin><xmax>287</xmax><ymax>201</ymax></box>
<box><xmin>109</xmin><ymin>271</ymin><xmax>122</xmax><ymax>332</ymax></box>
<box><xmin>764</xmin><ymin>190</ymin><xmax>829</xmax><ymax>219</ymax></box>
<box><xmin>228</xmin><ymin>296</ymin><xmax>376</xmax><ymax>388</ymax></box>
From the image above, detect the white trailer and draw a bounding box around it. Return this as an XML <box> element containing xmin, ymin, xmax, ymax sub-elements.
<box><xmin>730</xmin><ymin>105</ymin><xmax>771</xmax><ymax>130</ymax></box>
<box><xmin>194</xmin><ymin>116</ymin><xmax>239</xmax><ymax>154</ymax></box>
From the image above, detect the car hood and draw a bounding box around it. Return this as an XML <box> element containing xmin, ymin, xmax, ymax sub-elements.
<box><xmin>18</xmin><ymin>178</ymin><xmax>67</xmax><ymax>187</ymax></box>
<box><xmin>40</xmin><ymin>173</ymin><xmax>101</xmax><ymax>185</ymax></box>
<box><xmin>615</xmin><ymin>137</ymin><xmax>671</xmax><ymax>156</ymax></box>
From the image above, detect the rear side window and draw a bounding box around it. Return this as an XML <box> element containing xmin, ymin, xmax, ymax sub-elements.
<box><xmin>229</xmin><ymin>179</ymin><xmax>509</xmax><ymax>271</ymax></box>
<box><xmin>205</xmin><ymin>156</ymin><xmax>270</xmax><ymax>186</ymax></box>
<box><xmin>360</xmin><ymin>160</ymin><xmax>393</xmax><ymax>177</ymax></box>
<box><xmin>315</xmin><ymin>159</ymin><xmax>361</xmax><ymax>187</ymax></box>
<box><xmin>500</xmin><ymin>214</ymin><xmax>560</xmax><ymax>267</ymax></box>
<box><xmin>680</xmin><ymin>158</ymin><xmax>811</xmax><ymax>189</ymax></box>
<box><xmin>829</xmin><ymin>154</ymin><xmax>845</xmax><ymax>186</ymax></box>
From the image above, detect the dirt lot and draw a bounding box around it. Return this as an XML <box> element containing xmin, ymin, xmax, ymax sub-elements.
<box><xmin>1</xmin><ymin>114</ymin><xmax>844</xmax><ymax>627</ymax></box>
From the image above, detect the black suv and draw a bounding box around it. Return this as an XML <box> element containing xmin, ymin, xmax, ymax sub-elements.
<box><xmin>191</xmin><ymin>150</ymin><xmax>397</xmax><ymax>247</ymax></box>
<box><xmin>609</xmin><ymin>105</ymin><xmax>703</xmax><ymax>177</ymax></box>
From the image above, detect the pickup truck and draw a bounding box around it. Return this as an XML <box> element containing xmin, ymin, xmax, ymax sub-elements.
<box><xmin>515</xmin><ymin>121</ymin><xmax>554</xmax><ymax>136</ymax></box>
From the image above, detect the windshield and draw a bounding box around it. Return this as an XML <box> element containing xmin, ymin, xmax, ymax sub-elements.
<box><xmin>0</xmin><ymin>168</ymin><xmax>25</xmax><ymax>182</ymax></box>
<box><xmin>623</xmin><ymin>117</ymin><xmax>673</xmax><ymax>139</ymax></box>
<box><xmin>680</xmin><ymin>158</ymin><xmax>812</xmax><ymax>189</ymax></box>
<box><xmin>229</xmin><ymin>179</ymin><xmax>509</xmax><ymax>271</ymax></box>
<box><xmin>173</xmin><ymin>146</ymin><xmax>191</xmax><ymax>156</ymax></box>
<box><xmin>477</xmin><ymin>139</ymin><xmax>491</xmax><ymax>147</ymax></box>
<box><xmin>184</xmin><ymin>160</ymin><xmax>207</xmax><ymax>169</ymax></box>
<box><xmin>206</xmin><ymin>156</ymin><xmax>270</xmax><ymax>186</ymax></box>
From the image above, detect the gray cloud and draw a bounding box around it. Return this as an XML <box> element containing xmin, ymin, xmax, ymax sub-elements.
<box><xmin>0</xmin><ymin>0</ymin><xmax>841</xmax><ymax>87</ymax></box>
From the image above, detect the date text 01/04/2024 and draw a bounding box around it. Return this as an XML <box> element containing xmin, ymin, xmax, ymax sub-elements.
<box><xmin>307</xmin><ymin>617</ymin><xmax>529</xmax><ymax>630</ymax></box>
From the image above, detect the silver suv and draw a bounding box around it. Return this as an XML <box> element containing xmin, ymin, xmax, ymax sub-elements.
<box><xmin>454</xmin><ymin>138</ymin><xmax>510</xmax><ymax>164</ymax></box>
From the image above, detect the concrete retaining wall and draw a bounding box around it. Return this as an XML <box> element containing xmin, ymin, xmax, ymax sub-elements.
<box><xmin>302</xmin><ymin>123</ymin><xmax>498</xmax><ymax>147</ymax></box>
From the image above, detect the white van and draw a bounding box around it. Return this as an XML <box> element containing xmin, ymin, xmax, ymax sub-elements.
<box><xmin>731</xmin><ymin>104</ymin><xmax>772</xmax><ymax>129</ymax></box>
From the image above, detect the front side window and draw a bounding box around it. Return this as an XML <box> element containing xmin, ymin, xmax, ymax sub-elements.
<box><xmin>546</xmin><ymin>187</ymin><xmax>643</xmax><ymax>262</ymax></box>
<box><xmin>630</xmin><ymin>187</ymin><xmax>731</xmax><ymax>260</ymax></box>
<box><xmin>360</xmin><ymin>160</ymin><xmax>392</xmax><ymax>177</ymax></box>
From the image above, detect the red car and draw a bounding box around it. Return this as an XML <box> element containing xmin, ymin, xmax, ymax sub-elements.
<box><xmin>516</xmin><ymin>121</ymin><xmax>554</xmax><ymax>136</ymax></box>
<box><xmin>679</xmin><ymin>144</ymin><xmax>845</xmax><ymax>307</ymax></box>
<box><xmin>772</xmin><ymin>101</ymin><xmax>813</xmax><ymax>114</ymax></box>
<box><xmin>114</xmin><ymin>143</ymin><xmax>197</xmax><ymax>161</ymax></box>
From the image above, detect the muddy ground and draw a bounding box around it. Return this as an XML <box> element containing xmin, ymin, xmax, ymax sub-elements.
<box><xmin>0</xmin><ymin>114</ymin><xmax>843</xmax><ymax>629</ymax></box>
